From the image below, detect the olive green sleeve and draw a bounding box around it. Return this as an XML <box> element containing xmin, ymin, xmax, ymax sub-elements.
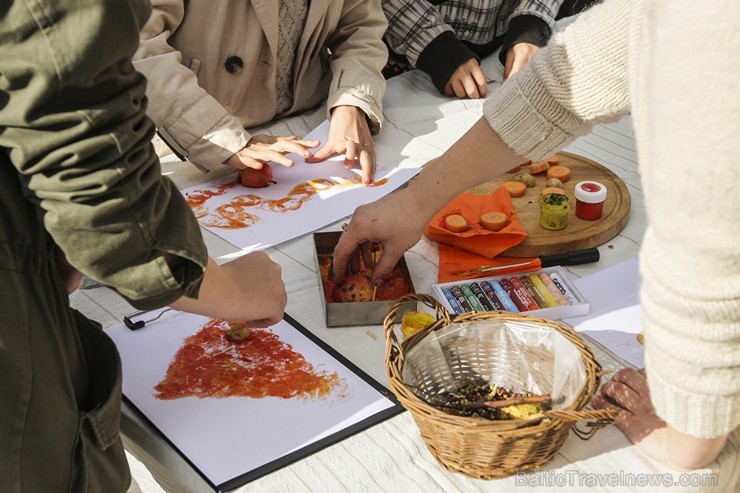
<box><xmin>0</xmin><ymin>0</ymin><xmax>207</xmax><ymax>310</ymax></box>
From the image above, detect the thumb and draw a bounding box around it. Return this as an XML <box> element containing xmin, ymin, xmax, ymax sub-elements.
<box><xmin>304</xmin><ymin>144</ymin><xmax>333</xmax><ymax>163</ymax></box>
<box><xmin>503</xmin><ymin>51</ymin><xmax>515</xmax><ymax>81</ymax></box>
<box><xmin>369</xmin><ymin>247</ymin><xmax>402</xmax><ymax>284</ymax></box>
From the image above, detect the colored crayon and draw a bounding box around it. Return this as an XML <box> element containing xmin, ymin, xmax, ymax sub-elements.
<box><xmin>460</xmin><ymin>284</ymin><xmax>485</xmax><ymax>311</ymax></box>
<box><xmin>488</xmin><ymin>280</ymin><xmax>519</xmax><ymax>312</ymax></box>
<box><xmin>441</xmin><ymin>287</ymin><xmax>464</xmax><ymax>313</ymax></box>
<box><xmin>549</xmin><ymin>272</ymin><xmax>579</xmax><ymax>305</ymax></box>
<box><xmin>519</xmin><ymin>276</ymin><xmax>549</xmax><ymax>309</ymax></box>
<box><xmin>529</xmin><ymin>274</ymin><xmax>560</xmax><ymax>307</ymax></box>
<box><xmin>500</xmin><ymin>278</ymin><xmax>531</xmax><ymax>312</ymax></box>
<box><xmin>479</xmin><ymin>281</ymin><xmax>506</xmax><ymax>310</ymax></box>
<box><xmin>539</xmin><ymin>273</ymin><xmax>570</xmax><ymax>305</ymax></box>
<box><xmin>469</xmin><ymin>282</ymin><xmax>495</xmax><ymax>310</ymax></box>
<box><xmin>509</xmin><ymin>277</ymin><xmax>540</xmax><ymax>311</ymax></box>
<box><xmin>450</xmin><ymin>285</ymin><xmax>474</xmax><ymax>312</ymax></box>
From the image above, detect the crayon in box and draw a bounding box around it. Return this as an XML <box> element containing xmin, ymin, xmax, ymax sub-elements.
<box><xmin>432</xmin><ymin>265</ymin><xmax>589</xmax><ymax>320</ymax></box>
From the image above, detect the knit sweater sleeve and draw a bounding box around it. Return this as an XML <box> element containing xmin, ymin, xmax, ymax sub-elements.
<box><xmin>484</xmin><ymin>0</ymin><xmax>740</xmax><ymax>439</ymax></box>
<box><xmin>482</xmin><ymin>0</ymin><xmax>630</xmax><ymax>161</ymax></box>
<box><xmin>633</xmin><ymin>1</ymin><xmax>740</xmax><ymax>439</ymax></box>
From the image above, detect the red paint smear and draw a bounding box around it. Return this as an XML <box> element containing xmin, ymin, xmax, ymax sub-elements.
<box><xmin>155</xmin><ymin>319</ymin><xmax>345</xmax><ymax>401</ymax></box>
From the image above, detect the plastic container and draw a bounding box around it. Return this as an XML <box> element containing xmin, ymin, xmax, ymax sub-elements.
<box><xmin>575</xmin><ymin>181</ymin><xmax>607</xmax><ymax>220</ymax></box>
<box><xmin>539</xmin><ymin>193</ymin><xmax>570</xmax><ymax>231</ymax></box>
<box><xmin>313</xmin><ymin>232</ymin><xmax>417</xmax><ymax>327</ymax></box>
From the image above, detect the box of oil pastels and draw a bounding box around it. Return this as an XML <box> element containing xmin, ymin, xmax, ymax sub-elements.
<box><xmin>432</xmin><ymin>266</ymin><xmax>589</xmax><ymax>320</ymax></box>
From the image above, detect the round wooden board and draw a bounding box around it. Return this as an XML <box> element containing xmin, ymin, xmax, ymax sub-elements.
<box><xmin>467</xmin><ymin>151</ymin><xmax>631</xmax><ymax>257</ymax></box>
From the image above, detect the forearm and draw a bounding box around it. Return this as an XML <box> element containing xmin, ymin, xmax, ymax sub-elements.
<box><xmin>169</xmin><ymin>254</ymin><xmax>285</xmax><ymax>326</ymax></box>
<box><xmin>485</xmin><ymin>0</ymin><xmax>631</xmax><ymax>161</ymax></box>
<box><xmin>170</xmin><ymin>257</ymin><xmax>242</xmax><ymax>321</ymax></box>
<box><xmin>407</xmin><ymin>118</ymin><xmax>524</xmax><ymax>218</ymax></box>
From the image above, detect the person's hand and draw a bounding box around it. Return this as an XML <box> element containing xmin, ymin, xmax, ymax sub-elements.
<box><xmin>333</xmin><ymin>187</ymin><xmax>427</xmax><ymax>284</ymax></box>
<box><xmin>503</xmin><ymin>42</ymin><xmax>539</xmax><ymax>80</ymax></box>
<box><xmin>305</xmin><ymin>105</ymin><xmax>376</xmax><ymax>185</ymax></box>
<box><xmin>333</xmin><ymin>117</ymin><xmax>527</xmax><ymax>284</ymax></box>
<box><xmin>444</xmin><ymin>58</ymin><xmax>487</xmax><ymax>99</ymax></box>
<box><xmin>227</xmin><ymin>134</ymin><xmax>320</xmax><ymax>170</ymax></box>
<box><xmin>171</xmin><ymin>253</ymin><xmax>286</xmax><ymax>327</ymax></box>
<box><xmin>592</xmin><ymin>368</ymin><xmax>728</xmax><ymax>470</ymax></box>
<box><xmin>219</xmin><ymin>252</ymin><xmax>287</xmax><ymax>327</ymax></box>
<box><xmin>593</xmin><ymin>368</ymin><xmax>668</xmax><ymax>456</ymax></box>
<box><xmin>54</xmin><ymin>246</ymin><xmax>83</xmax><ymax>294</ymax></box>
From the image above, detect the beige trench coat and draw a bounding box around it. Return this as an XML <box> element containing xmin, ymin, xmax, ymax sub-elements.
<box><xmin>133</xmin><ymin>0</ymin><xmax>388</xmax><ymax>171</ymax></box>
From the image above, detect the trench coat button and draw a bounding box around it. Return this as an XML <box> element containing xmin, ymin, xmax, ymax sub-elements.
<box><xmin>225</xmin><ymin>56</ymin><xmax>244</xmax><ymax>74</ymax></box>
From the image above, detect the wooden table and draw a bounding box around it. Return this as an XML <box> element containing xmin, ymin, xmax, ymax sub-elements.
<box><xmin>71</xmin><ymin>54</ymin><xmax>739</xmax><ymax>493</ymax></box>
<box><xmin>469</xmin><ymin>151</ymin><xmax>631</xmax><ymax>257</ymax></box>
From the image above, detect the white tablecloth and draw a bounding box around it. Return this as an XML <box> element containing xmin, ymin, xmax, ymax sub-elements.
<box><xmin>71</xmin><ymin>53</ymin><xmax>739</xmax><ymax>493</ymax></box>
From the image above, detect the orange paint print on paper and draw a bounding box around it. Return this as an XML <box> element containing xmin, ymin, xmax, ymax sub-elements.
<box><xmin>178</xmin><ymin>158</ymin><xmax>419</xmax><ymax>252</ymax></box>
<box><xmin>186</xmin><ymin>175</ymin><xmax>389</xmax><ymax>230</ymax></box>
<box><xmin>155</xmin><ymin>318</ymin><xmax>349</xmax><ymax>402</ymax></box>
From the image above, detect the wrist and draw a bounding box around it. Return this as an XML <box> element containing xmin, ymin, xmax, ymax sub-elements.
<box><xmin>661</xmin><ymin>424</ymin><xmax>728</xmax><ymax>471</ymax></box>
<box><xmin>330</xmin><ymin>105</ymin><xmax>360</xmax><ymax>117</ymax></box>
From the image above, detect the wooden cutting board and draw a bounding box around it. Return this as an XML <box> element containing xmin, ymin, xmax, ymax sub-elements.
<box><xmin>466</xmin><ymin>151</ymin><xmax>631</xmax><ymax>257</ymax></box>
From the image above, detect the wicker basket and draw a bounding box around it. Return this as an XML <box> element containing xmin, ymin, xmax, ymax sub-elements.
<box><xmin>384</xmin><ymin>294</ymin><xmax>616</xmax><ymax>480</ymax></box>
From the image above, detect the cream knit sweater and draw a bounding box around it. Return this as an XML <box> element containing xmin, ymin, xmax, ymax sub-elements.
<box><xmin>484</xmin><ymin>0</ymin><xmax>740</xmax><ymax>438</ymax></box>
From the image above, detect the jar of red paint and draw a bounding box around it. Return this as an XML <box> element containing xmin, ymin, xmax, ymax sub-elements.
<box><xmin>575</xmin><ymin>181</ymin><xmax>607</xmax><ymax>220</ymax></box>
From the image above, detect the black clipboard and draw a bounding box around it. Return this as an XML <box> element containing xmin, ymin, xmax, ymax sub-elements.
<box><xmin>117</xmin><ymin>313</ymin><xmax>404</xmax><ymax>492</ymax></box>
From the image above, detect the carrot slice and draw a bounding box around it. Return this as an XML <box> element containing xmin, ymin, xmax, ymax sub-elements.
<box><xmin>547</xmin><ymin>155</ymin><xmax>559</xmax><ymax>165</ymax></box>
<box><xmin>540</xmin><ymin>186</ymin><xmax>566</xmax><ymax>196</ymax></box>
<box><xmin>444</xmin><ymin>213</ymin><xmax>469</xmax><ymax>232</ymax></box>
<box><xmin>546</xmin><ymin>165</ymin><xmax>571</xmax><ymax>183</ymax></box>
<box><xmin>529</xmin><ymin>161</ymin><xmax>551</xmax><ymax>174</ymax></box>
<box><xmin>501</xmin><ymin>181</ymin><xmax>527</xmax><ymax>198</ymax></box>
<box><xmin>480</xmin><ymin>212</ymin><xmax>509</xmax><ymax>231</ymax></box>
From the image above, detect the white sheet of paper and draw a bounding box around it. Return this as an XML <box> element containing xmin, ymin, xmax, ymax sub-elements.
<box><xmin>106</xmin><ymin>311</ymin><xmax>396</xmax><ymax>487</ymax></box>
<box><xmin>181</xmin><ymin>120</ymin><xmax>419</xmax><ymax>252</ymax></box>
<box><xmin>563</xmin><ymin>257</ymin><xmax>644</xmax><ymax>368</ymax></box>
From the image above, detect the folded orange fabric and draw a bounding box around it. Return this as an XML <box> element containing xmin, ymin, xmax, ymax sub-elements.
<box><xmin>437</xmin><ymin>244</ymin><xmax>541</xmax><ymax>283</ymax></box>
<box><xmin>424</xmin><ymin>187</ymin><xmax>527</xmax><ymax>259</ymax></box>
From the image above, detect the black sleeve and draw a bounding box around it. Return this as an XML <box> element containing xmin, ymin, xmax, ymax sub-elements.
<box><xmin>498</xmin><ymin>14</ymin><xmax>552</xmax><ymax>65</ymax></box>
<box><xmin>416</xmin><ymin>31</ymin><xmax>479</xmax><ymax>93</ymax></box>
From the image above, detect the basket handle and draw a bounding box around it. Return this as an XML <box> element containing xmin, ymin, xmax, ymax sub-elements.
<box><xmin>384</xmin><ymin>294</ymin><xmax>451</xmax><ymax>367</ymax></box>
<box><xmin>546</xmin><ymin>408</ymin><xmax>618</xmax><ymax>440</ymax></box>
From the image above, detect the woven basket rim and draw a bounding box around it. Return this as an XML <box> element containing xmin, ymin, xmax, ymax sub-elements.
<box><xmin>385</xmin><ymin>294</ymin><xmax>607</xmax><ymax>430</ymax></box>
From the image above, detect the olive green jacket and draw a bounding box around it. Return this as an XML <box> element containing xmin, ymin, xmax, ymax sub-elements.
<box><xmin>0</xmin><ymin>0</ymin><xmax>207</xmax><ymax>310</ymax></box>
<box><xmin>0</xmin><ymin>1</ymin><xmax>206</xmax><ymax>489</ymax></box>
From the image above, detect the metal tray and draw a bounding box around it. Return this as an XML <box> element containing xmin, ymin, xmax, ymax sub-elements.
<box><xmin>313</xmin><ymin>232</ymin><xmax>417</xmax><ymax>327</ymax></box>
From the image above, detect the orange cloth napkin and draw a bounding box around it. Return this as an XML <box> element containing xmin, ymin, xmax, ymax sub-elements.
<box><xmin>424</xmin><ymin>187</ymin><xmax>527</xmax><ymax>259</ymax></box>
<box><xmin>437</xmin><ymin>244</ymin><xmax>540</xmax><ymax>283</ymax></box>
